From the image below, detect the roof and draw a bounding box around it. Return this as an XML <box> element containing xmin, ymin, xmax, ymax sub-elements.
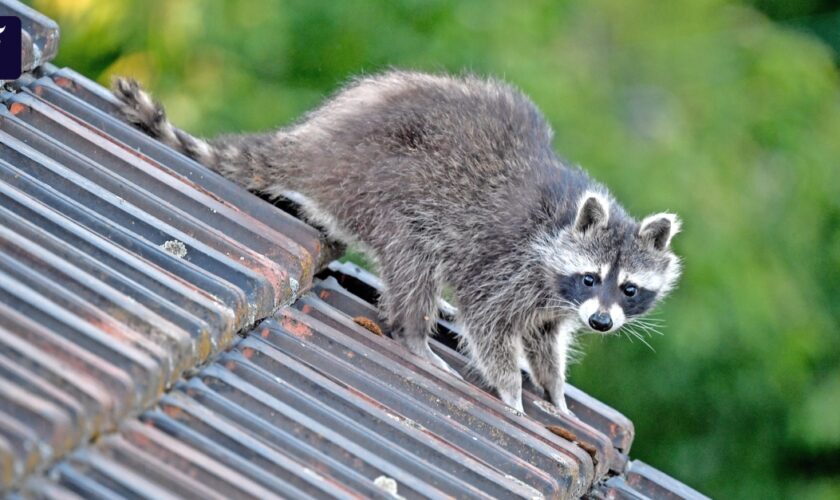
<box><xmin>0</xmin><ymin>1</ymin><xmax>709</xmax><ymax>498</ymax></box>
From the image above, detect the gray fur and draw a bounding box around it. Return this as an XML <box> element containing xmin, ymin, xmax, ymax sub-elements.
<box><xmin>112</xmin><ymin>71</ymin><xmax>682</xmax><ymax>413</ymax></box>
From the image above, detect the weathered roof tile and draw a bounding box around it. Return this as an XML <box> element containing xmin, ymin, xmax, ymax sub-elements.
<box><xmin>0</xmin><ymin>61</ymin><xmax>320</xmax><ymax>489</ymax></box>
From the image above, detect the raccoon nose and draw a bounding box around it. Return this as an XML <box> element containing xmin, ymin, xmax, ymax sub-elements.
<box><xmin>588</xmin><ymin>312</ymin><xmax>613</xmax><ymax>332</ymax></box>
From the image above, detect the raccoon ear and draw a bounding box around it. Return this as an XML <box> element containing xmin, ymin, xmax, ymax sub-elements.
<box><xmin>574</xmin><ymin>191</ymin><xmax>610</xmax><ymax>233</ymax></box>
<box><xmin>639</xmin><ymin>212</ymin><xmax>681</xmax><ymax>250</ymax></box>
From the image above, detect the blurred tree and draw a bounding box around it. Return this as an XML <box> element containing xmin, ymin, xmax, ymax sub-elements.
<box><xmin>30</xmin><ymin>0</ymin><xmax>840</xmax><ymax>497</ymax></box>
<box><xmin>749</xmin><ymin>0</ymin><xmax>840</xmax><ymax>64</ymax></box>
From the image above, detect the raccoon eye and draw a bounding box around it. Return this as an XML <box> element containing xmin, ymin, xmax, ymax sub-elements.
<box><xmin>582</xmin><ymin>274</ymin><xmax>596</xmax><ymax>287</ymax></box>
<box><xmin>622</xmin><ymin>284</ymin><xmax>638</xmax><ymax>297</ymax></box>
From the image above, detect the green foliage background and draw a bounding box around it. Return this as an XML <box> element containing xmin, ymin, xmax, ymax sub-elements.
<box><xmin>31</xmin><ymin>0</ymin><xmax>840</xmax><ymax>497</ymax></box>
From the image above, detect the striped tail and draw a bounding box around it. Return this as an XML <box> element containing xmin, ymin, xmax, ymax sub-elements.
<box><xmin>112</xmin><ymin>77</ymin><xmax>218</xmax><ymax>167</ymax></box>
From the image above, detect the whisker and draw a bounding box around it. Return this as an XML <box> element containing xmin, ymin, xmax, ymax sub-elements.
<box><xmin>637</xmin><ymin>336</ymin><xmax>655</xmax><ymax>352</ymax></box>
<box><xmin>624</xmin><ymin>325</ymin><xmax>656</xmax><ymax>352</ymax></box>
<box><xmin>634</xmin><ymin>318</ymin><xmax>665</xmax><ymax>326</ymax></box>
<box><xmin>633</xmin><ymin>321</ymin><xmax>663</xmax><ymax>337</ymax></box>
<box><xmin>631</xmin><ymin>321</ymin><xmax>655</xmax><ymax>333</ymax></box>
<box><xmin>637</xmin><ymin>315</ymin><xmax>665</xmax><ymax>323</ymax></box>
<box><xmin>631</xmin><ymin>317</ymin><xmax>665</xmax><ymax>331</ymax></box>
<box><xmin>636</xmin><ymin>322</ymin><xmax>664</xmax><ymax>330</ymax></box>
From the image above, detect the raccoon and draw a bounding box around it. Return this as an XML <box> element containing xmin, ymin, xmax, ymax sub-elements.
<box><xmin>113</xmin><ymin>71</ymin><xmax>682</xmax><ymax>414</ymax></box>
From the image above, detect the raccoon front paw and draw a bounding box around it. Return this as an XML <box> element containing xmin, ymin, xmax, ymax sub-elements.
<box><xmin>428</xmin><ymin>350</ymin><xmax>465</xmax><ymax>380</ymax></box>
<box><xmin>555</xmin><ymin>401</ymin><xmax>576</xmax><ymax>418</ymax></box>
<box><xmin>498</xmin><ymin>387</ymin><xmax>525</xmax><ymax>413</ymax></box>
<box><xmin>546</xmin><ymin>384</ymin><xmax>575</xmax><ymax>417</ymax></box>
<box><xmin>396</xmin><ymin>334</ymin><xmax>464</xmax><ymax>380</ymax></box>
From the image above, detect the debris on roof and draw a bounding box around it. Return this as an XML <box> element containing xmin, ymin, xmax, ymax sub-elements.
<box><xmin>0</xmin><ymin>1</ymin><xmax>709</xmax><ymax>497</ymax></box>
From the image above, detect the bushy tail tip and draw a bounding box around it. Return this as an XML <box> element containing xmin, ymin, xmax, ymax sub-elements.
<box><xmin>112</xmin><ymin>77</ymin><xmax>174</xmax><ymax>141</ymax></box>
<box><xmin>111</xmin><ymin>77</ymin><xmax>215</xmax><ymax>164</ymax></box>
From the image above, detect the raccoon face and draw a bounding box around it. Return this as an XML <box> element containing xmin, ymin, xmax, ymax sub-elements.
<box><xmin>537</xmin><ymin>191</ymin><xmax>682</xmax><ymax>333</ymax></box>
